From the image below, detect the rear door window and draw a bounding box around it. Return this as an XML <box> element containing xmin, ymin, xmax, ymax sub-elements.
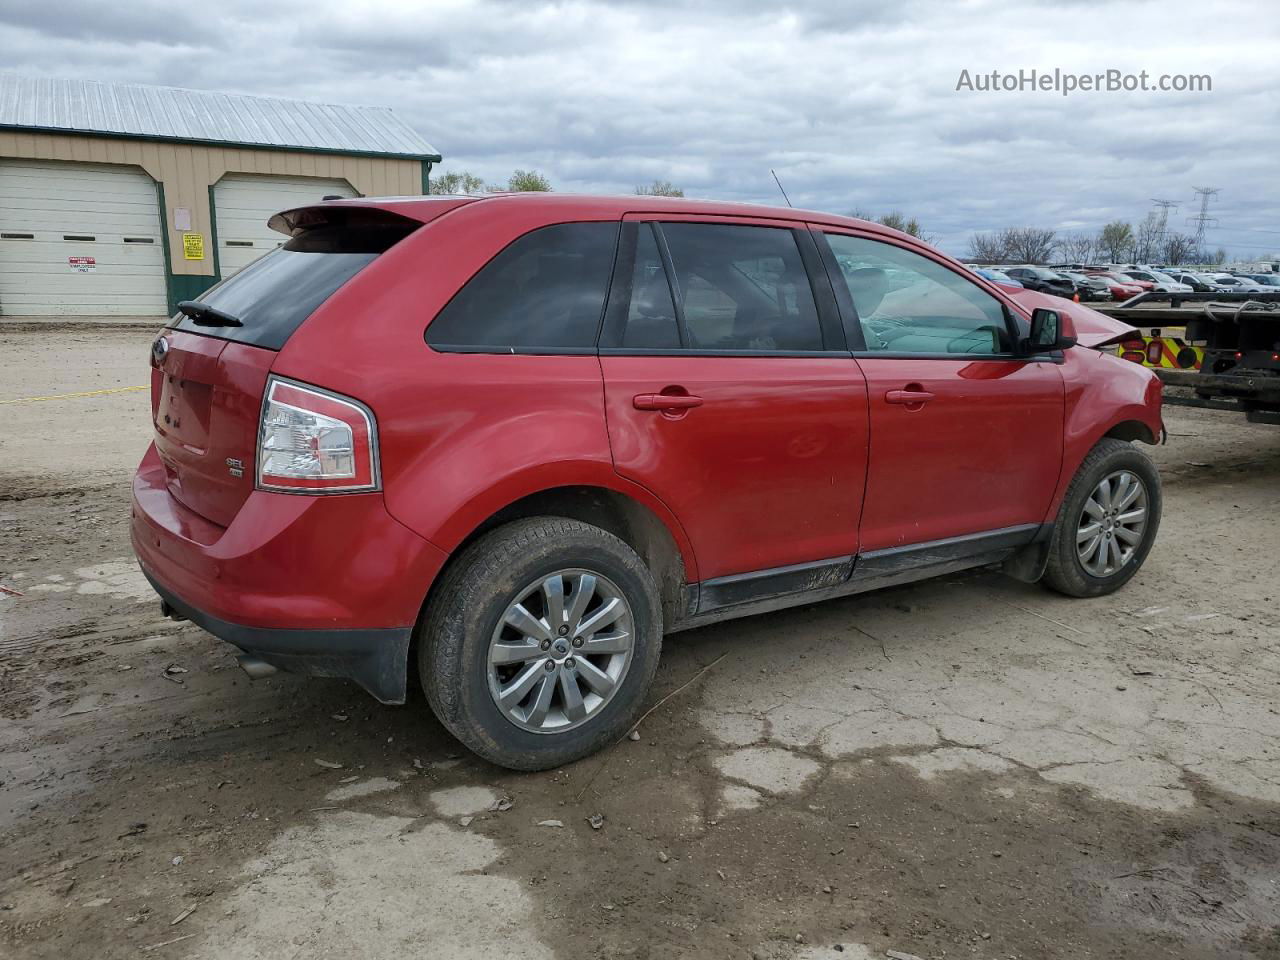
<box><xmin>170</xmin><ymin>218</ymin><xmax>418</xmax><ymax>351</ymax></box>
<box><xmin>426</xmin><ymin>222</ymin><xmax>619</xmax><ymax>352</ymax></box>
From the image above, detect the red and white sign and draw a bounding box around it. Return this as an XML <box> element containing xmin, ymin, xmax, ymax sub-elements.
<box><xmin>69</xmin><ymin>256</ymin><xmax>96</xmax><ymax>273</ymax></box>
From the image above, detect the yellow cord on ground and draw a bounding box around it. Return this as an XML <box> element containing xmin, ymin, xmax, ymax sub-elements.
<box><xmin>0</xmin><ymin>385</ymin><xmax>148</xmax><ymax>405</ymax></box>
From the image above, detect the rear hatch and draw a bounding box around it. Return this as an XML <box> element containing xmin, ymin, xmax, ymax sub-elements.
<box><xmin>150</xmin><ymin>206</ymin><xmax>422</xmax><ymax>527</ymax></box>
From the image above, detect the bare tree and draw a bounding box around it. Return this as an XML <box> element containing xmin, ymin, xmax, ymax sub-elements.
<box><xmin>967</xmin><ymin>231</ymin><xmax>1007</xmax><ymax>263</ymax></box>
<box><xmin>429</xmin><ymin>170</ymin><xmax>487</xmax><ymax>195</ymax></box>
<box><xmin>1001</xmin><ymin>227</ymin><xmax>1057</xmax><ymax>264</ymax></box>
<box><xmin>847</xmin><ymin>207</ymin><xmax>874</xmax><ymax>221</ymax></box>
<box><xmin>1056</xmin><ymin>232</ymin><xmax>1096</xmax><ymax>264</ymax></box>
<box><xmin>1098</xmin><ymin>220</ymin><xmax>1134</xmax><ymax>262</ymax></box>
<box><xmin>1133</xmin><ymin>212</ymin><xmax>1163</xmax><ymax>263</ymax></box>
<box><xmin>635</xmin><ymin>180</ymin><xmax>684</xmax><ymax>197</ymax></box>
<box><xmin>1210</xmin><ymin>247</ymin><xmax>1228</xmax><ymax>265</ymax></box>
<box><xmin>1162</xmin><ymin>232</ymin><xmax>1198</xmax><ymax>266</ymax></box>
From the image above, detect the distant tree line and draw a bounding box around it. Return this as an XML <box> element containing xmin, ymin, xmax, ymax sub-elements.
<box><xmin>429</xmin><ymin>171</ymin><xmax>687</xmax><ymax>198</ymax></box>
<box><xmin>968</xmin><ymin>214</ymin><xmax>1225</xmax><ymax>266</ymax></box>
<box><xmin>428</xmin><ymin>169</ymin><xmax>554</xmax><ymax>194</ymax></box>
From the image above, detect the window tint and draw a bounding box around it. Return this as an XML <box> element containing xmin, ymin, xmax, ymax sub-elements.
<box><xmin>623</xmin><ymin>224</ymin><xmax>680</xmax><ymax>349</ymax></box>
<box><xmin>427</xmin><ymin>222</ymin><xmax>617</xmax><ymax>351</ymax></box>
<box><xmin>170</xmin><ymin>219</ymin><xmax>417</xmax><ymax>350</ymax></box>
<box><xmin>660</xmin><ymin>223</ymin><xmax>824</xmax><ymax>351</ymax></box>
<box><xmin>824</xmin><ymin>234</ymin><xmax>1012</xmax><ymax>355</ymax></box>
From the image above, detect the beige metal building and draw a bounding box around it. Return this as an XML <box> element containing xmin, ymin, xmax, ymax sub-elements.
<box><xmin>0</xmin><ymin>76</ymin><xmax>440</xmax><ymax>317</ymax></box>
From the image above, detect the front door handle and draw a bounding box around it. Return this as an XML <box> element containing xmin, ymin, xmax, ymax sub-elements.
<box><xmin>633</xmin><ymin>393</ymin><xmax>704</xmax><ymax>411</ymax></box>
<box><xmin>885</xmin><ymin>387</ymin><xmax>936</xmax><ymax>405</ymax></box>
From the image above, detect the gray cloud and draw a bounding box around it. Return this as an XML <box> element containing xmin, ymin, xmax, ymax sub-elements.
<box><xmin>1</xmin><ymin>0</ymin><xmax>1277</xmax><ymax>257</ymax></box>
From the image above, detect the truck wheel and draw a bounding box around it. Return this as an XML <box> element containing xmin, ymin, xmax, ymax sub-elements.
<box><xmin>1042</xmin><ymin>438</ymin><xmax>1162</xmax><ymax>598</ymax></box>
<box><xmin>419</xmin><ymin>517</ymin><xmax>662</xmax><ymax>771</ymax></box>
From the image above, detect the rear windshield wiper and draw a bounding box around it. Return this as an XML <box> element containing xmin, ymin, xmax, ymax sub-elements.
<box><xmin>177</xmin><ymin>300</ymin><xmax>243</xmax><ymax>327</ymax></box>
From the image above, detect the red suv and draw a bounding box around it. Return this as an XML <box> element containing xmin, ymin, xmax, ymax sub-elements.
<box><xmin>132</xmin><ymin>194</ymin><xmax>1163</xmax><ymax>770</ymax></box>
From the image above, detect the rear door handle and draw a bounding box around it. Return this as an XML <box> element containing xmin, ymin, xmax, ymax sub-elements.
<box><xmin>633</xmin><ymin>393</ymin><xmax>704</xmax><ymax>411</ymax></box>
<box><xmin>885</xmin><ymin>389</ymin><xmax>936</xmax><ymax>405</ymax></box>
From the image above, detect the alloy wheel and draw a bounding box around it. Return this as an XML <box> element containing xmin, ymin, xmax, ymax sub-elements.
<box><xmin>1076</xmin><ymin>470</ymin><xmax>1148</xmax><ymax>578</ymax></box>
<box><xmin>486</xmin><ymin>568</ymin><xmax>635</xmax><ymax>734</ymax></box>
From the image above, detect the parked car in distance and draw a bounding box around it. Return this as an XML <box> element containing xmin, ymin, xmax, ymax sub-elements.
<box><xmin>132</xmin><ymin>193</ymin><xmax>1164</xmax><ymax>770</ymax></box>
<box><xmin>1126</xmin><ymin>268</ymin><xmax>1192</xmax><ymax>295</ymax></box>
<box><xmin>1123</xmin><ymin>269</ymin><xmax>1192</xmax><ymax>294</ymax></box>
<box><xmin>967</xmin><ymin>265</ymin><xmax>1024</xmax><ymax>287</ymax></box>
<box><xmin>1003</xmin><ymin>266</ymin><xmax>1075</xmax><ymax>297</ymax></box>
<box><xmin>1088</xmin><ymin>271</ymin><xmax>1147</xmax><ymax>300</ymax></box>
<box><xmin>1238</xmin><ymin>273</ymin><xmax>1280</xmax><ymax>288</ymax></box>
<box><xmin>1166</xmin><ymin>271</ymin><xmax>1215</xmax><ymax>292</ymax></box>
<box><xmin>1058</xmin><ymin>271</ymin><xmax>1111</xmax><ymax>302</ymax></box>
<box><xmin>1210</xmin><ymin>273</ymin><xmax>1270</xmax><ymax>293</ymax></box>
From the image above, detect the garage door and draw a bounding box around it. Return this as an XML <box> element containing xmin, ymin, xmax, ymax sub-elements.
<box><xmin>213</xmin><ymin>174</ymin><xmax>357</xmax><ymax>276</ymax></box>
<box><xmin>0</xmin><ymin>160</ymin><xmax>168</xmax><ymax>317</ymax></box>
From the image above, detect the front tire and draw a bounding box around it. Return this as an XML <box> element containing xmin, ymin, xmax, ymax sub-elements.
<box><xmin>419</xmin><ymin>517</ymin><xmax>663</xmax><ymax>771</ymax></box>
<box><xmin>1041</xmin><ymin>438</ymin><xmax>1162</xmax><ymax>598</ymax></box>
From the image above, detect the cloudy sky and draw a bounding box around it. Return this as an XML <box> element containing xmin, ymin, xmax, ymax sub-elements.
<box><xmin>2</xmin><ymin>0</ymin><xmax>1278</xmax><ymax>257</ymax></box>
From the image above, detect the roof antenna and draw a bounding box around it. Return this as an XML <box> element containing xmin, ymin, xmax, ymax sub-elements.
<box><xmin>770</xmin><ymin>169</ymin><xmax>793</xmax><ymax>207</ymax></box>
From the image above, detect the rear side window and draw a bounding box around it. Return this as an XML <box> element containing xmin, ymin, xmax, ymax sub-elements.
<box><xmin>426</xmin><ymin>222</ymin><xmax>618</xmax><ymax>352</ymax></box>
<box><xmin>170</xmin><ymin>218</ymin><xmax>417</xmax><ymax>350</ymax></box>
<box><xmin>661</xmin><ymin>223</ymin><xmax>823</xmax><ymax>351</ymax></box>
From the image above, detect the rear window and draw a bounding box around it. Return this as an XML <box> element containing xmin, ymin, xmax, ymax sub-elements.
<box><xmin>169</xmin><ymin>215</ymin><xmax>417</xmax><ymax>350</ymax></box>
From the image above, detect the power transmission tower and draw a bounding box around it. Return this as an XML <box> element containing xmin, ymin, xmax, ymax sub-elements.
<box><xmin>1150</xmin><ymin>198</ymin><xmax>1177</xmax><ymax>250</ymax></box>
<box><xmin>1186</xmin><ymin>187</ymin><xmax>1219</xmax><ymax>252</ymax></box>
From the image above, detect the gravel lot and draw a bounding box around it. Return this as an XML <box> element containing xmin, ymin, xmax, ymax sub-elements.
<box><xmin>2</xmin><ymin>325</ymin><xmax>1278</xmax><ymax>960</ymax></box>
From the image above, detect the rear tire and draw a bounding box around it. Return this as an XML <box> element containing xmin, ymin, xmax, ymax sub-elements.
<box><xmin>419</xmin><ymin>517</ymin><xmax>662</xmax><ymax>771</ymax></box>
<box><xmin>1042</xmin><ymin>438</ymin><xmax>1162</xmax><ymax>598</ymax></box>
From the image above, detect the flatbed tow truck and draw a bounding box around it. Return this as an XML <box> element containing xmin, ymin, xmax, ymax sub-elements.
<box><xmin>1093</xmin><ymin>292</ymin><xmax>1280</xmax><ymax>426</ymax></box>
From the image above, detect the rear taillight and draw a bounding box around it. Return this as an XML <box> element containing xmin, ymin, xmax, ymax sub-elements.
<box><xmin>257</xmin><ymin>376</ymin><xmax>380</xmax><ymax>493</ymax></box>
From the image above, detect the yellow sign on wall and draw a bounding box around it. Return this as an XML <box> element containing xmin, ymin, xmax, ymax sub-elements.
<box><xmin>182</xmin><ymin>233</ymin><xmax>205</xmax><ymax>260</ymax></box>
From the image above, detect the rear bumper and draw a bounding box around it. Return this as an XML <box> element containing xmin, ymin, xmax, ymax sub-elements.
<box><xmin>145</xmin><ymin>571</ymin><xmax>412</xmax><ymax>703</ymax></box>
<box><xmin>131</xmin><ymin>443</ymin><xmax>448</xmax><ymax>703</ymax></box>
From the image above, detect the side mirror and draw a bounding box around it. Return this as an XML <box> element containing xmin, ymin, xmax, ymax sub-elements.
<box><xmin>1022</xmin><ymin>308</ymin><xmax>1077</xmax><ymax>354</ymax></box>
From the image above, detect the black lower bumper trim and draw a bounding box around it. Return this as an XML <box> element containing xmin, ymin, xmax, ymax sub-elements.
<box><xmin>143</xmin><ymin>571</ymin><xmax>411</xmax><ymax>705</ymax></box>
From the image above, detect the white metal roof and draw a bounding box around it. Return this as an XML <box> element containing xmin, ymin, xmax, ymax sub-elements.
<box><xmin>0</xmin><ymin>75</ymin><xmax>440</xmax><ymax>160</ymax></box>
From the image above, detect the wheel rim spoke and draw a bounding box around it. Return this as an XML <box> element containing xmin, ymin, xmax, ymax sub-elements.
<box><xmin>525</xmin><ymin>672</ymin><xmax>557</xmax><ymax>727</ymax></box>
<box><xmin>581</xmin><ymin>630</ymin><xmax>630</xmax><ymax>656</ymax></box>
<box><xmin>1118</xmin><ymin>508</ymin><xmax>1146</xmax><ymax>524</ymax></box>
<box><xmin>499</xmin><ymin>660</ymin><xmax>547</xmax><ymax>708</ymax></box>
<box><xmin>1077</xmin><ymin>521</ymin><xmax>1102</xmax><ymax>543</ymax></box>
<box><xmin>575</xmin><ymin>657</ymin><xmax>615</xmax><ymax>697</ymax></box>
<box><xmin>488</xmin><ymin>567</ymin><xmax>635</xmax><ymax>734</ymax></box>
<box><xmin>1116</xmin><ymin>474</ymin><xmax>1142</xmax><ymax>510</ymax></box>
<box><xmin>542</xmin><ymin>575</ymin><xmax>567</xmax><ymax>630</ymax></box>
<box><xmin>1083</xmin><ymin>497</ymin><xmax>1105</xmax><ymax>520</ymax></box>
<box><xmin>565</xmin><ymin>574</ymin><xmax>597</xmax><ymax>632</ymax></box>
<box><xmin>1096</xmin><ymin>476</ymin><xmax>1113</xmax><ymax>509</ymax></box>
<box><xmin>558</xmin><ymin>669</ymin><xmax>587</xmax><ymax>723</ymax></box>
<box><xmin>1115</xmin><ymin>525</ymin><xmax>1143</xmax><ymax>545</ymax></box>
<box><xmin>504</xmin><ymin>603</ymin><xmax>552</xmax><ymax>642</ymax></box>
<box><xmin>490</xmin><ymin>640</ymin><xmax>541</xmax><ymax>665</ymax></box>
<box><xmin>577</xmin><ymin>597</ymin><xmax>624</xmax><ymax>637</ymax></box>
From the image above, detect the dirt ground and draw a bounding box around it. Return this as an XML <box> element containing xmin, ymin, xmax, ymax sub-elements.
<box><xmin>2</xmin><ymin>324</ymin><xmax>1278</xmax><ymax>960</ymax></box>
